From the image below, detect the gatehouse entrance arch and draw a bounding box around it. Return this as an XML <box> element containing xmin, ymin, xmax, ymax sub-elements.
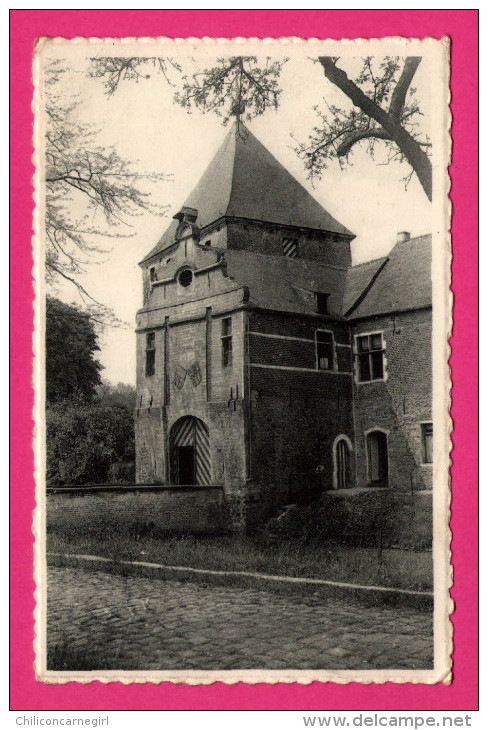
<box><xmin>169</xmin><ymin>416</ymin><xmax>211</xmax><ymax>485</ymax></box>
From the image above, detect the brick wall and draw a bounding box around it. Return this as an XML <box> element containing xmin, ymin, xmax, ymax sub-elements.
<box><xmin>226</xmin><ymin>220</ymin><xmax>352</xmax><ymax>268</ymax></box>
<box><xmin>250</xmin><ymin>310</ymin><xmax>350</xmax><ymax>345</ymax></box>
<box><xmin>247</xmin><ymin>310</ymin><xmax>355</xmax><ymax>518</ymax></box>
<box><xmin>352</xmin><ymin>308</ymin><xmax>433</xmax><ymax>490</ymax></box>
<box><xmin>47</xmin><ymin>486</ymin><xmax>225</xmax><ymax>536</ymax></box>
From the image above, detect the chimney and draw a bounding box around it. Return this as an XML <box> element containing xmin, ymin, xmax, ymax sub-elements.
<box><xmin>397</xmin><ymin>231</ymin><xmax>410</xmax><ymax>243</ymax></box>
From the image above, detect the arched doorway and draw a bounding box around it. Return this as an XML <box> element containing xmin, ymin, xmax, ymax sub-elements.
<box><xmin>170</xmin><ymin>416</ymin><xmax>211</xmax><ymax>485</ymax></box>
<box><xmin>366</xmin><ymin>430</ymin><xmax>389</xmax><ymax>485</ymax></box>
<box><xmin>335</xmin><ymin>438</ymin><xmax>351</xmax><ymax>489</ymax></box>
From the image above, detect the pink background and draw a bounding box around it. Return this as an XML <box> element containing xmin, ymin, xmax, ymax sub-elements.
<box><xmin>10</xmin><ymin>10</ymin><xmax>478</xmax><ymax>711</ymax></box>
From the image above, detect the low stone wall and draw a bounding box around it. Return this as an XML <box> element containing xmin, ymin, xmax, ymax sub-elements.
<box><xmin>47</xmin><ymin>485</ymin><xmax>225</xmax><ymax>537</ymax></box>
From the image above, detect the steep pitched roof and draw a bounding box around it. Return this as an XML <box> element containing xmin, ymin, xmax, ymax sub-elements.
<box><xmin>346</xmin><ymin>234</ymin><xmax>432</xmax><ymax>319</ymax></box>
<box><xmin>342</xmin><ymin>257</ymin><xmax>389</xmax><ymax>315</ymax></box>
<box><xmin>223</xmin><ymin>250</ymin><xmax>348</xmax><ymax>317</ymax></box>
<box><xmin>142</xmin><ymin>124</ymin><xmax>353</xmax><ymax>263</ymax></box>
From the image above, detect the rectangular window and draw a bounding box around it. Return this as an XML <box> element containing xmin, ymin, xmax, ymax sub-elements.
<box><xmin>316</xmin><ymin>293</ymin><xmax>330</xmax><ymax>314</ymax></box>
<box><xmin>316</xmin><ymin>330</ymin><xmax>334</xmax><ymax>370</ymax></box>
<box><xmin>282</xmin><ymin>238</ymin><xmax>298</xmax><ymax>258</ymax></box>
<box><xmin>221</xmin><ymin>317</ymin><xmax>232</xmax><ymax>367</ymax></box>
<box><xmin>145</xmin><ymin>331</ymin><xmax>156</xmax><ymax>376</ymax></box>
<box><xmin>356</xmin><ymin>332</ymin><xmax>385</xmax><ymax>382</ymax></box>
<box><xmin>149</xmin><ymin>266</ymin><xmax>157</xmax><ymax>282</ymax></box>
<box><xmin>422</xmin><ymin>423</ymin><xmax>433</xmax><ymax>463</ymax></box>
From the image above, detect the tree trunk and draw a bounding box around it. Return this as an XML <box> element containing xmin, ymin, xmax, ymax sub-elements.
<box><xmin>318</xmin><ymin>57</ymin><xmax>432</xmax><ymax>201</ymax></box>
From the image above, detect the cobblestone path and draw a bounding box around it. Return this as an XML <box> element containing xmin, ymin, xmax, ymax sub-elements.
<box><xmin>47</xmin><ymin>567</ymin><xmax>432</xmax><ymax>671</ymax></box>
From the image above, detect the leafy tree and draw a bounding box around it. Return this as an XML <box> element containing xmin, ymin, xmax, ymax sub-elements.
<box><xmin>46</xmin><ymin>297</ymin><xmax>103</xmax><ymax>404</ymax></box>
<box><xmin>89</xmin><ymin>54</ymin><xmax>431</xmax><ymax>199</ymax></box>
<box><xmin>95</xmin><ymin>380</ymin><xmax>136</xmax><ymax>413</ymax></box>
<box><xmin>46</xmin><ymin>400</ymin><xmax>135</xmax><ymax>485</ymax></box>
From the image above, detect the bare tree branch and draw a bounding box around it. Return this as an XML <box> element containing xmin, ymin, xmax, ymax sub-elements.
<box><xmin>389</xmin><ymin>56</ymin><xmax>422</xmax><ymax>120</ymax></box>
<box><xmin>336</xmin><ymin>127</ymin><xmax>392</xmax><ymax>157</ymax></box>
<box><xmin>308</xmin><ymin>56</ymin><xmax>432</xmax><ymax>200</ymax></box>
<box><xmin>43</xmin><ymin>63</ymin><xmax>171</xmax><ymax>321</ymax></box>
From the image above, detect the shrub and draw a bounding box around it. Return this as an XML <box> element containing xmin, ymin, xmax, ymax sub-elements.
<box><xmin>46</xmin><ymin>400</ymin><xmax>135</xmax><ymax>485</ymax></box>
<box><xmin>264</xmin><ymin>490</ymin><xmax>430</xmax><ymax>549</ymax></box>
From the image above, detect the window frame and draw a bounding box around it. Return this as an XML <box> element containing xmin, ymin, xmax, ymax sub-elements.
<box><xmin>149</xmin><ymin>266</ymin><xmax>157</xmax><ymax>283</ymax></box>
<box><xmin>221</xmin><ymin>317</ymin><xmax>233</xmax><ymax>368</ymax></box>
<box><xmin>315</xmin><ymin>328</ymin><xmax>335</xmax><ymax>371</ymax></box>
<box><xmin>178</xmin><ymin>268</ymin><xmax>193</xmax><ymax>288</ymax></box>
<box><xmin>145</xmin><ymin>331</ymin><xmax>156</xmax><ymax>377</ymax></box>
<box><xmin>355</xmin><ymin>331</ymin><xmax>386</xmax><ymax>383</ymax></box>
<box><xmin>421</xmin><ymin>422</ymin><xmax>433</xmax><ymax>464</ymax></box>
<box><xmin>316</xmin><ymin>292</ymin><xmax>330</xmax><ymax>315</ymax></box>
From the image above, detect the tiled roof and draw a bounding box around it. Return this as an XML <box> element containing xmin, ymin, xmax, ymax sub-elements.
<box><xmin>346</xmin><ymin>234</ymin><xmax>432</xmax><ymax>319</ymax></box>
<box><xmin>141</xmin><ymin>124</ymin><xmax>353</xmax><ymax>263</ymax></box>
<box><xmin>342</xmin><ymin>257</ymin><xmax>388</xmax><ymax>315</ymax></box>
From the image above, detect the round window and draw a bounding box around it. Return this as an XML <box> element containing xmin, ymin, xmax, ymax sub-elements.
<box><xmin>178</xmin><ymin>269</ymin><xmax>193</xmax><ymax>287</ymax></box>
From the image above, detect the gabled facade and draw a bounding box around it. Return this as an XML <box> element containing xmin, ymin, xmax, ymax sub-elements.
<box><xmin>135</xmin><ymin>125</ymin><xmax>432</xmax><ymax>530</ymax></box>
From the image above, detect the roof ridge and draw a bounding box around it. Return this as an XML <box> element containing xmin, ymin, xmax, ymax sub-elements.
<box><xmin>397</xmin><ymin>233</ymin><xmax>431</xmax><ymax>244</ymax></box>
<box><xmin>223</xmin><ymin>126</ymin><xmax>237</xmax><ymax>217</ymax></box>
<box><xmin>351</xmin><ymin>233</ymin><xmax>431</xmax><ymax>269</ymax></box>
<box><xmin>350</xmin><ymin>255</ymin><xmax>389</xmax><ymax>269</ymax></box>
<box><xmin>344</xmin><ymin>257</ymin><xmax>390</xmax><ymax>317</ymax></box>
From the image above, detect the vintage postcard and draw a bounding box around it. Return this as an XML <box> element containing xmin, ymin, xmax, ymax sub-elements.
<box><xmin>32</xmin><ymin>36</ymin><xmax>452</xmax><ymax>685</ymax></box>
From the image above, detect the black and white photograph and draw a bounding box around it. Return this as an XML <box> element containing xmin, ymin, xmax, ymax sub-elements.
<box><xmin>33</xmin><ymin>37</ymin><xmax>451</xmax><ymax>684</ymax></box>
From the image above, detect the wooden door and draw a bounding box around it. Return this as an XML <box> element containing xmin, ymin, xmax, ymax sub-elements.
<box><xmin>336</xmin><ymin>439</ymin><xmax>350</xmax><ymax>488</ymax></box>
<box><xmin>367</xmin><ymin>431</ymin><xmax>388</xmax><ymax>484</ymax></box>
<box><xmin>177</xmin><ymin>445</ymin><xmax>195</xmax><ymax>485</ymax></box>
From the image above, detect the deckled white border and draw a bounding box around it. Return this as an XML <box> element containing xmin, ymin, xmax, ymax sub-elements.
<box><xmin>32</xmin><ymin>35</ymin><xmax>452</xmax><ymax>686</ymax></box>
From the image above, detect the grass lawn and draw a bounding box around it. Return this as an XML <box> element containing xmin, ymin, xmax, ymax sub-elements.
<box><xmin>47</xmin><ymin>531</ymin><xmax>432</xmax><ymax>592</ymax></box>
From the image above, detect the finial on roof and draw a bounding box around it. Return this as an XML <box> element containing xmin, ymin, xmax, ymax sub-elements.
<box><xmin>230</xmin><ymin>97</ymin><xmax>246</xmax><ymax>119</ymax></box>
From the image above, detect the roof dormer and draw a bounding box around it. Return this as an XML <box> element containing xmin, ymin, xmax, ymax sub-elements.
<box><xmin>173</xmin><ymin>207</ymin><xmax>200</xmax><ymax>242</ymax></box>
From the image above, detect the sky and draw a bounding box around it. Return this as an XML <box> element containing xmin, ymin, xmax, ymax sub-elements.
<box><xmin>42</xmin><ymin>47</ymin><xmax>433</xmax><ymax>386</ymax></box>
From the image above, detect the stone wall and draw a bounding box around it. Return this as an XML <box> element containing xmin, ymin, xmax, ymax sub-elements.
<box><xmin>352</xmin><ymin>308</ymin><xmax>433</xmax><ymax>490</ymax></box>
<box><xmin>47</xmin><ymin>486</ymin><xmax>226</xmax><ymax>537</ymax></box>
<box><xmin>135</xmin><ymin>244</ymin><xmax>249</xmax><ymax>492</ymax></box>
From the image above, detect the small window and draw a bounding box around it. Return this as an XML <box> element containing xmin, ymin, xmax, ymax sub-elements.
<box><xmin>204</xmin><ymin>239</ymin><xmax>211</xmax><ymax>247</ymax></box>
<box><xmin>356</xmin><ymin>333</ymin><xmax>385</xmax><ymax>382</ymax></box>
<box><xmin>282</xmin><ymin>238</ymin><xmax>298</xmax><ymax>258</ymax></box>
<box><xmin>422</xmin><ymin>423</ymin><xmax>433</xmax><ymax>463</ymax></box>
<box><xmin>316</xmin><ymin>293</ymin><xmax>330</xmax><ymax>314</ymax></box>
<box><xmin>221</xmin><ymin>317</ymin><xmax>233</xmax><ymax>368</ymax></box>
<box><xmin>145</xmin><ymin>332</ymin><xmax>156</xmax><ymax>377</ymax></box>
<box><xmin>316</xmin><ymin>330</ymin><xmax>334</xmax><ymax>370</ymax></box>
<box><xmin>178</xmin><ymin>269</ymin><xmax>193</xmax><ymax>287</ymax></box>
<box><xmin>149</xmin><ymin>266</ymin><xmax>157</xmax><ymax>282</ymax></box>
